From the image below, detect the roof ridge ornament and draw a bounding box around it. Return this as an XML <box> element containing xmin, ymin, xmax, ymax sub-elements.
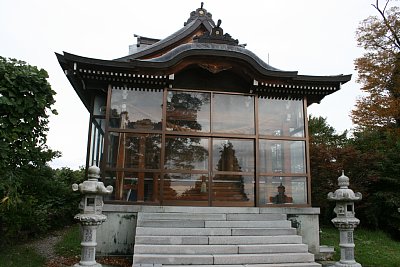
<box><xmin>184</xmin><ymin>2</ymin><xmax>214</xmax><ymax>26</ymax></box>
<box><xmin>193</xmin><ymin>19</ymin><xmax>239</xmax><ymax>46</ymax></box>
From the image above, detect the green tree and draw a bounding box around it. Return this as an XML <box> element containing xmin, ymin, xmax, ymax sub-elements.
<box><xmin>0</xmin><ymin>57</ymin><xmax>60</xmax><ymax>243</ymax></box>
<box><xmin>309</xmin><ymin>116</ymin><xmax>400</xmax><ymax>237</ymax></box>
<box><xmin>0</xmin><ymin>57</ymin><xmax>58</xmax><ymax>171</ymax></box>
<box><xmin>351</xmin><ymin>130</ymin><xmax>400</xmax><ymax>239</ymax></box>
<box><xmin>351</xmin><ymin>0</ymin><xmax>400</xmax><ymax>130</ymax></box>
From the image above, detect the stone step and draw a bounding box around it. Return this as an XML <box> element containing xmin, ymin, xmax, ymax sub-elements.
<box><xmin>135</xmin><ymin>235</ymin><xmax>303</xmax><ymax>245</ymax></box>
<box><xmin>134</xmin><ymin>244</ymin><xmax>308</xmax><ymax>255</ymax></box>
<box><xmin>137</xmin><ymin>206</ymin><xmax>261</xmax><ymax>214</ymax></box>
<box><xmin>136</xmin><ymin>227</ymin><xmax>231</xmax><ymax>236</ymax></box>
<box><xmin>138</xmin><ymin>212</ymin><xmax>226</xmax><ymax>221</ymax></box>
<box><xmin>238</xmin><ymin>244</ymin><xmax>308</xmax><ymax>254</ymax></box>
<box><xmin>133</xmin><ymin>254</ymin><xmax>213</xmax><ymax>265</ymax></box>
<box><xmin>138</xmin><ymin>212</ymin><xmax>286</xmax><ymax>221</ymax></box>
<box><xmin>135</xmin><ymin>235</ymin><xmax>209</xmax><ymax>245</ymax></box>
<box><xmin>205</xmin><ymin>220</ymin><xmax>291</xmax><ymax>228</ymax></box>
<box><xmin>227</xmin><ymin>213</ymin><xmax>286</xmax><ymax>221</ymax></box>
<box><xmin>137</xmin><ymin>220</ymin><xmax>291</xmax><ymax>228</ymax></box>
<box><xmin>165</xmin><ymin>263</ymin><xmax>321</xmax><ymax>267</ymax></box>
<box><xmin>132</xmin><ymin>209</ymin><xmax>319</xmax><ymax>267</ymax></box>
<box><xmin>133</xmin><ymin>253</ymin><xmax>315</xmax><ymax>265</ymax></box>
<box><xmin>232</xmin><ymin>228</ymin><xmax>296</xmax><ymax>236</ymax></box>
<box><xmin>135</xmin><ymin>227</ymin><xmax>295</xmax><ymax>236</ymax></box>
<box><xmin>208</xmin><ymin>235</ymin><xmax>303</xmax><ymax>245</ymax></box>
<box><xmin>137</xmin><ymin>220</ymin><xmax>205</xmax><ymax>228</ymax></box>
<box><xmin>213</xmin><ymin>253</ymin><xmax>316</xmax><ymax>265</ymax></box>
<box><xmin>134</xmin><ymin>244</ymin><xmax>237</xmax><ymax>254</ymax></box>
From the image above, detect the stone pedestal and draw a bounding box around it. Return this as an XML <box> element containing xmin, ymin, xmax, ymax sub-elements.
<box><xmin>327</xmin><ymin>171</ymin><xmax>362</xmax><ymax>267</ymax></box>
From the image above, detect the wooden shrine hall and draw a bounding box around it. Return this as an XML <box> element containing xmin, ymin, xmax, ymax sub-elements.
<box><xmin>57</xmin><ymin>4</ymin><xmax>351</xmax><ymax>264</ymax></box>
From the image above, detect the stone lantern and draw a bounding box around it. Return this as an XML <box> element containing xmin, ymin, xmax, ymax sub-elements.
<box><xmin>327</xmin><ymin>171</ymin><xmax>362</xmax><ymax>267</ymax></box>
<box><xmin>72</xmin><ymin>166</ymin><xmax>113</xmax><ymax>267</ymax></box>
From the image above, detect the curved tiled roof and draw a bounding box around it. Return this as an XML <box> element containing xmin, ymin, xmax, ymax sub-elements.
<box><xmin>116</xmin><ymin>5</ymin><xmax>216</xmax><ymax>61</ymax></box>
<box><xmin>56</xmin><ymin>4</ymin><xmax>352</xmax><ymax>111</ymax></box>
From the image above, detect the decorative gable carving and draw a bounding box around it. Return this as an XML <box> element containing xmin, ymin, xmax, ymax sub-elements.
<box><xmin>194</xmin><ymin>19</ymin><xmax>239</xmax><ymax>46</ymax></box>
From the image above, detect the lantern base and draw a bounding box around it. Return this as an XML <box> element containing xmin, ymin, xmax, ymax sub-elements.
<box><xmin>335</xmin><ymin>262</ymin><xmax>362</xmax><ymax>267</ymax></box>
<box><xmin>74</xmin><ymin>263</ymin><xmax>102</xmax><ymax>267</ymax></box>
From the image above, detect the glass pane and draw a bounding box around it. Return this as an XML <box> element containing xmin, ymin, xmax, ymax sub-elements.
<box><xmin>212</xmin><ymin>94</ymin><xmax>254</xmax><ymax>134</ymax></box>
<box><xmin>93</xmin><ymin>95</ymin><xmax>106</xmax><ymax>116</ymax></box>
<box><xmin>104</xmin><ymin>171</ymin><xmax>160</xmax><ymax>202</ymax></box>
<box><xmin>165</xmin><ymin>137</ymin><xmax>208</xmax><ymax>170</ymax></box>
<box><xmin>259</xmin><ymin>176</ymin><xmax>307</xmax><ymax>205</ymax></box>
<box><xmin>213</xmin><ymin>139</ymin><xmax>254</xmax><ymax>173</ymax></box>
<box><xmin>212</xmin><ymin>174</ymin><xmax>254</xmax><ymax>203</ymax></box>
<box><xmin>109</xmin><ymin>89</ymin><xmax>162</xmax><ymax>130</ymax></box>
<box><xmin>258</xmin><ymin>98</ymin><xmax>304</xmax><ymax>137</ymax></box>
<box><xmin>166</xmin><ymin>91</ymin><xmax>210</xmax><ymax>132</ymax></box>
<box><xmin>163</xmin><ymin>173</ymin><xmax>208</xmax><ymax>201</ymax></box>
<box><xmin>259</xmin><ymin>140</ymin><xmax>306</xmax><ymax>174</ymax></box>
<box><xmin>89</xmin><ymin>118</ymin><xmax>105</xmax><ymax>167</ymax></box>
<box><xmin>107</xmin><ymin>133</ymin><xmax>161</xmax><ymax>169</ymax></box>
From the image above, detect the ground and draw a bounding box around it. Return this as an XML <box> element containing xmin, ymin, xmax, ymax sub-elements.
<box><xmin>26</xmin><ymin>228</ymin><xmax>131</xmax><ymax>267</ymax></box>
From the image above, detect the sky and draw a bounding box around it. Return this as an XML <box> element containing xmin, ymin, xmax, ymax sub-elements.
<box><xmin>0</xmin><ymin>0</ymin><xmax>392</xmax><ymax>170</ymax></box>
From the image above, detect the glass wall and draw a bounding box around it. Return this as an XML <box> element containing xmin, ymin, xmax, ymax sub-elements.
<box><xmin>212</xmin><ymin>94</ymin><xmax>254</xmax><ymax>134</ymax></box>
<box><xmin>110</xmin><ymin>89</ymin><xmax>163</xmax><ymax>130</ymax></box>
<box><xmin>166</xmin><ymin>91</ymin><xmax>210</xmax><ymax>132</ymax></box>
<box><xmin>97</xmin><ymin>87</ymin><xmax>308</xmax><ymax>206</ymax></box>
<box><xmin>89</xmin><ymin>118</ymin><xmax>105</xmax><ymax>167</ymax></box>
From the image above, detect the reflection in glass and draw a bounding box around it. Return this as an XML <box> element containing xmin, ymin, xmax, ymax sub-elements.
<box><xmin>103</xmin><ymin>171</ymin><xmax>160</xmax><ymax>202</ymax></box>
<box><xmin>213</xmin><ymin>94</ymin><xmax>254</xmax><ymax>134</ymax></box>
<box><xmin>163</xmin><ymin>173</ymin><xmax>208</xmax><ymax>201</ymax></box>
<box><xmin>259</xmin><ymin>140</ymin><xmax>306</xmax><ymax>174</ymax></box>
<box><xmin>109</xmin><ymin>89</ymin><xmax>162</xmax><ymax>130</ymax></box>
<box><xmin>165</xmin><ymin>137</ymin><xmax>208</xmax><ymax>170</ymax></box>
<box><xmin>166</xmin><ymin>91</ymin><xmax>210</xmax><ymax>132</ymax></box>
<box><xmin>213</xmin><ymin>139</ymin><xmax>254</xmax><ymax>173</ymax></box>
<box><xmin>259</xmin><ymin>176</ymin><xmax>307</xmax><ymax>205</ymax></box>
<box><xmin>107</xmin><ymin>133</ymin><xmax>161</xmax><ymax>169</ymax></box>
<box><xmin>212</xmin><ymin>175</ymin><xmax>254</xmax><ymax>203</ymax></box>
<box><xmin>258</xmin><ymin>98</ymin><xmax>304</xmax><ymax>137</ymax></box>
<box><xmin>93</xmin><ymin>95</ymin><xmax>106</xmax><ymax>116</ymax></box>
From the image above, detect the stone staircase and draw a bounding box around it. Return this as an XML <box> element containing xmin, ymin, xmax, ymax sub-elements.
<box><xmin>132</xmin><ymin>207</ymin><xmax>320</xmax><ymax>267</ymax></box>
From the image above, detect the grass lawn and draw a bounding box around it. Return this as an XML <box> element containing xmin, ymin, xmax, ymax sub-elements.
<box><xmin>0</xmin><ymin>245</ymin><xmax>45</xmax><ymax>267</ymax></box>
<box><xmin>320</xmin><ymin>226</ymin><xmax>400</xmax><ymax>267</ymax></box>
<box><xmin>54</xmin><ymin>224</ymin><xmax>81</xmax><ymax>257</ymax></box>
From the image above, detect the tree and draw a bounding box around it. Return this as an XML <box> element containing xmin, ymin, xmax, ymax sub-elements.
<box><xmin>351</xmin><ymin>0</ymin><xmax>400</xmax><ymax>130</ymax></box>
<box><xmin>309</xmin><ymin>116</ymin><xmax>351</xmax><ymax>222</ymax></box>
<box><xmin>0</xmin><ymin>57</ymin><xmax>58</xmax><ymax>238</ymax></box>
<box><xmin>349</xmin><ymin>0</ymin><xmax>400</xmax><ymax>239</ymax></box>
<box><xmin>0</xmin><ymin>57</ymin><xmax>58</xmax><ymax>170</ymax></box>
<box><xmin>309</xmin><ymin>117</ymin><xmax>375</xmax><ymax>223</ymax></box>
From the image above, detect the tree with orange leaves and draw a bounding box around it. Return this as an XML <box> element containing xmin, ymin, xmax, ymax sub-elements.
<box><xmin>351</xmin><ymin>0</ymin><xmax>400</xmax><ymax>130</ymax></box>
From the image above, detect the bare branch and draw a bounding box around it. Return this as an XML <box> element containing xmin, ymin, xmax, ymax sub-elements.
<box><xmin>383</xmin><ymin>0</ymin><xmax>389</xmax><ymax>13</ymax></box>
<box><xmin>372</xmin><ymin>0</ymin><xmax>400</xmax><ymax>50</ymax></box>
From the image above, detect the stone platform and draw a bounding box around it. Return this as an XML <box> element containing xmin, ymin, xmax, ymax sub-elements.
<box><xmin>131</xmin><ymin>206</ymin><xmax>321</xmax><ymax>267</ymax></box>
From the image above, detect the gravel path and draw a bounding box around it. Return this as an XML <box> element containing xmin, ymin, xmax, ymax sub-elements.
<box><xmin>24</xmin><ymin>227</ymin><xmax>131</xmax><ymax>267</ymax></box>
<box><xmin>26</xmin><ymin>228</ymin><xmax>70</xmax><ymax>260</ymax></box>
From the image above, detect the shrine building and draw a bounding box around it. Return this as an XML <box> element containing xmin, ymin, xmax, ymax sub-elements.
<box><xmin>57</xmin><ymin>4</ymin><xmax>351</xmax><ymax>262</ymax></box>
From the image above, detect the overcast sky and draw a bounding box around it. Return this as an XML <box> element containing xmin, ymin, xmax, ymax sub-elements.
<box><xmin>0</xmin><ymin>0</ymin><xmax>391</xmax><ymax>169</ymax></box>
